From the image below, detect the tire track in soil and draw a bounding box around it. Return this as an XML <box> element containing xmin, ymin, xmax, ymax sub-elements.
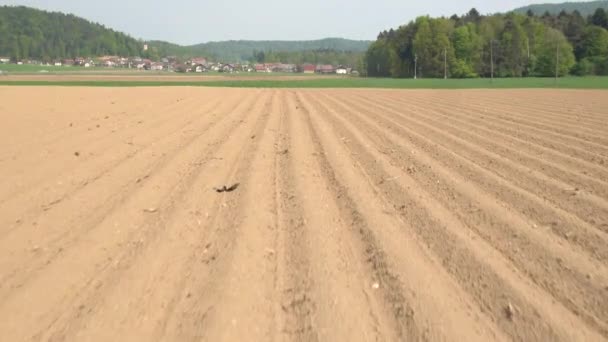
<box><xmin>275</xmin><ymin>94</ymin><xmax>319</xmax><ymax>342</ymax></box>
<box><xmin>294</xmin><ymin>92</ymin><xmax>424</xmax><ymax>341</ymax></box>
<box><xmin>278</xmin><ymin>92</ymin><xmax>408</xmax><ymax>341</ymax></box>
<box><xmin>300</xmin><ymin>91</ymin><xmax>604</xmax><ymax>341</ymax></box>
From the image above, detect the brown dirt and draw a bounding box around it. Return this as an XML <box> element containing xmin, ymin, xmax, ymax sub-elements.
<box><xmin>0</xmin><ymin>87</ymin><xmax>607</xmax><ymax>341</ymax></box>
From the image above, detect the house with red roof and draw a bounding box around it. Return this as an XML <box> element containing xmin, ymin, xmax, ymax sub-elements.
<box><xmin>302</xmin><ymin>64</ymin><xmax>316</xmax><ymax>74</ymax></box>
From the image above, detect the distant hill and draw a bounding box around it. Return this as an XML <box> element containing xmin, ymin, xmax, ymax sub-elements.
<box><xmin>0</xmin><ymin>5</ymin><xmax>370</xmax><ymax>62</ymax></box>
<box><xmin>150</xmin><ymin>38</ymin><xmax>372</xmax><ymax>62</ymax></box>
<box><xmin>513</xmin><ymin>0</ymin><xmax>608</xmax><ymax>16</ymax></box>
<box><xmin>0</xmin><ymin>6</ymin><xmax>144</xmax><ymax>60</ymax></box>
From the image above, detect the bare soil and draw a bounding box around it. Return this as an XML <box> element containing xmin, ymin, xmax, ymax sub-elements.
<box><xmin>0</xmin><ymin>87</ymin><xmax>607</xmax><ymax>341</ymax></box>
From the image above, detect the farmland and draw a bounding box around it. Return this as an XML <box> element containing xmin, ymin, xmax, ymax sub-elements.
<box><xmin>0</xmin><ymin>87</ymin><xmax>607</xmax><ymax>341</ymax></box>
<box><xmin>2</xmin><ymin>75</ymin><xmax>608</xmax><ymax>89</ymax></box>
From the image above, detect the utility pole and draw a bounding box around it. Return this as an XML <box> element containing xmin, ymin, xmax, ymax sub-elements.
<box><xmin>555</xmin><ymin>40</ymin><xmax>559</xmax><ymax>84</ymax></box>
<box><xmin>526</xmin><ymin>39</ymin><xmax>530</xmax><ymax>76</ymax></box>
<box><xmin>414</xmin><ymin>54</ymin><xmax>417</xmax><ymax>79</ymax></box>
<box><xmin>444</xmin><ymin>48</ymin><xmax>447</xmax><ymax>79</ymax></box>
<box><xmin>490</xmin><ymin>40</ymin><xmax>494</xmax><ymax>83</ymax></box>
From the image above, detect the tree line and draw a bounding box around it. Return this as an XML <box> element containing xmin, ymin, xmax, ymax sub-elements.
<box><xmin>365</xmin><ymin>8</ymin><xmax>608</xmax><ymax>78</ymax></box>
<box><xmin>251</xmin><ymin>49</ymin><xmax>364</xmax><ymax>67</ymax></box>
<box><xmin>0</xmin><ymin>6</ymin><xmax>143</xmax><ymax>61</ymax></box>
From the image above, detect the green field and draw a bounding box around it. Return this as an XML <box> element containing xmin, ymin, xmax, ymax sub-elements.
<box><xmin>1</xmin><ymin>76</ymin><xmax>607</xmax><ymax>89</ymax></box>
<box><xmin>0</xmin><ymin>64</ymin><xmax>327</xmax><ymax>77</ymax></box>
<box><xmin>0</xmin><ymin>64</ymin><xmax>111</xmax><ymax>73</ymax></box>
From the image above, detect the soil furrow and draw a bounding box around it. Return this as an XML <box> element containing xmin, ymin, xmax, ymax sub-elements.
<box><xmin>0</xmin><ymin>91</ymin><xmax>269</xmax><ymax>340</ymax></box>
<box><xmin>0</xmin><ymin>91</ymin><xmax>214</xmax><ymax>202</ymax></box>
<box><xmin>2</xmin><ymin>87</ymin><xmax>607</xmax><ymax>342</ymax></box>
<box><xmin>0</xmin><ymin>94</ymin><xmax>232</xmax><ymax>235</ymax></box>
<box><xmin>0</xmin><ymin>92</ymin><xmax>262</xmax><ymax>293</ymax></box>
<box><xmin>382</xmin><ymin>90</ymin><xmax>608</xmax><ymax>155</ymax></box>
<box><xmin>302</xmin><ymin>91</ymin><xmax>607</xmax><ymax>339</ymax></box>
<box><xmin>341</xmin><ymin>93</ymin><xmax>608</xmax><ymax>251</ymax></box>
<box><xmin>372</xmin><ymin>91</ymin><xmax>608</xmax><ymax>172</ymax></box>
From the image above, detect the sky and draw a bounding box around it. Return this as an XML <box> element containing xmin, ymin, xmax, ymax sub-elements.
<box><xmin>0</xmin><ymin>0</ymin><xmax>590</xmax><ymax>45</ymax></box>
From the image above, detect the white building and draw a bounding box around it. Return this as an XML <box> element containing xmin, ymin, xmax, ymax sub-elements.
<box><xmin>336</xmin><ymin>67</ymin><xmax>348</xmax><ymax>75</ymax></box>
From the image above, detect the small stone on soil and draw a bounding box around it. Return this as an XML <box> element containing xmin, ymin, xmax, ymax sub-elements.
<box><xmin>505</xmin><ymin>302</ymin><xmax>515</xmax><ymax>320</ymax></box>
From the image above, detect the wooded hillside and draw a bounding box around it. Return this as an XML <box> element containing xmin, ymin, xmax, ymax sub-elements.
<box><xmin>148</xmin><ymin>38</ymin><xmax>371</xmax><ymax>62</ymax></box>
<box><xmin>365</xmin><ymin>8</ymin><xmax>608</xmax><ymax>78</ymax></box>
<box><xmin>513</xmin><ymin>0</ymin><xmax>608</xmax><ymax>17</ymax></box>
<box><xmin>0</xmin><ymin>6</ymin><xmax>143</xmax><ymax>60</ymax></box>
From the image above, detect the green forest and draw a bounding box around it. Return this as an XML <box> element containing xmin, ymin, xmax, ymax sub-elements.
<box><xmin>147</xmin><ymin>38</ymin><xmax>369</xmax><ymax>63</ymax></box>
<box><xmin>365</xmin><ymin>8</ymin><xmax>608</xmax><ymax>78</ymax></box>
<box><xmin>249</xmin><ymin>49</ymin><xmax>363</xmax><ymax>67</ymax></box>
<box><xmin>0</xmin><ymin>6</ymin><xmax>144</xmax><ymax>61</ymax></box>
<box><xmin>194</xmin><ymin>38</ymin><xmax>369</xmax><ymax>62</ymax></box>
<box><xmin>514</xmin><ymin>0</ymin><xmax>608</xmax><ymax>17</ymax></box>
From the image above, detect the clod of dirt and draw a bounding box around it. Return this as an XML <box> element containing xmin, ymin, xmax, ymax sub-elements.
<box><xmin>251</xmin><ymin>135</ymin><xmax>256</xmax><ymax>139</ymax></box>
<box><xmin>74</xmin><ymin>152</ymin><xmax>80</xmax><ymax>157</ymax></box>
<box><xmin>278</xmin><ymin>149</ymin><xmax>289</xmax><ymax>155</ymax></box>
<box><xmin>214</xmin><ymin>183</ymin><xmax>240</xmax><ymax>193</ymax></box>
<box><xmin>505</xmin><ymin>302</ymin><xmax>515</xmax><ymax>320</ymax></box>
<box><xmin>144</xmin><ymin>208</ymin><xmax>158</xmax><ymax>213</ymax></box>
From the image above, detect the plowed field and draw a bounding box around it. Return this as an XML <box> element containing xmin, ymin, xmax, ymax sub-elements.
<box><xmin>1</xmin><ymin>87</ymin><xmax>607</xmax><ymax>341</ymax></box>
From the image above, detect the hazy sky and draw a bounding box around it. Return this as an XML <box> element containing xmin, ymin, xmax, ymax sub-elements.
<box><xmin>0</xmin><ymin>0</ymin><xmax>589</xmax><ymax>44</ymax></box>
